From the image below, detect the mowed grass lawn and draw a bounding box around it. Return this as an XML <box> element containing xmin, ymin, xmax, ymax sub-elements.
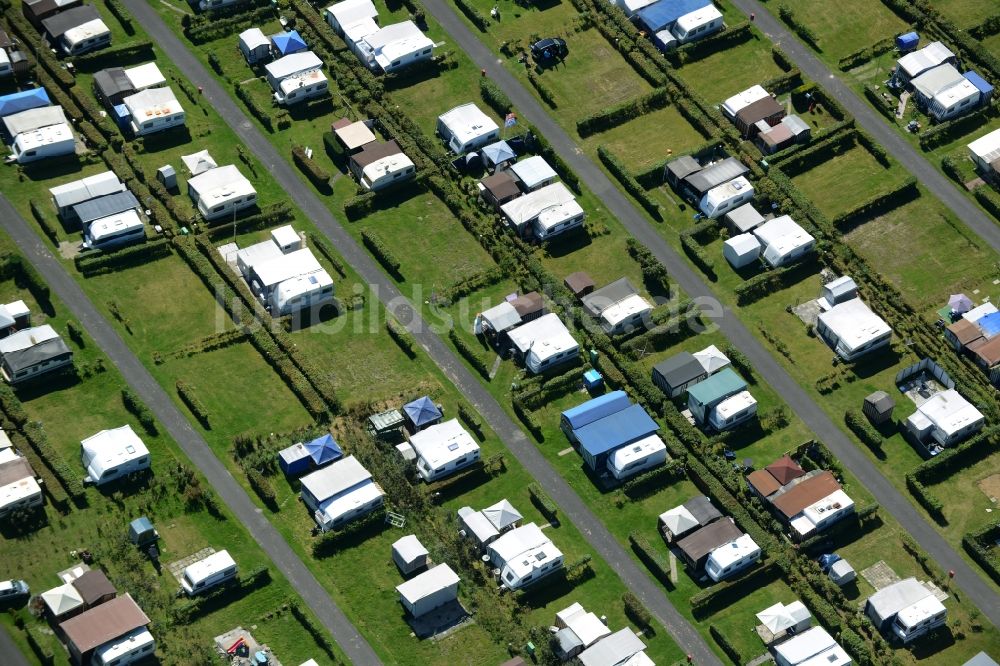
<box><xmin>931</xmin><ymin>0</ymin><xmax>995</xmax><ymax>29</ymax></box>
<box><xmin>581</xmin><ymin>104</ymin><xmax>710</xmax><ymax>173</ymax></box>
<box><xmin>790</xmin><ymin>144</ymin><xmax>909</xmax><ymax>219</ymax></box>
<box><xmin>677</xmin><ymin>35</ymin><xmax>785</xmax><ymax>103</ymax></box>
<box><xmin>844</xmin><ymin>194</ymin><xmax>1000</xmax><ymax>310</ymax></box>
<box><xmin>774</xmin><ymin>0</ymin><xmax>908</xmax><ymax>61</ymax></box>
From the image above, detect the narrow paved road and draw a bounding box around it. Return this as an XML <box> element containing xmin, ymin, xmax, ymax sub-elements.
<box><xmin>0</xmin><ymin>198</ymin><xmax>380</xmax><ymax>665</ymax></box>
<box><xmin>418</xmin><ymin>0</ymin><xmax>1000</xmax><ymax>627</ymax></box>
<box><xmin>126</xmin><ymin>1</ymin><xmax>722</xmax><ymax>661</ymax></box>
<box><xmin>731</xmin><ymin>0</ymin><xmax>1000</xmax><ymax>253</ymax></box>
<box><xmin>0</xmin><ymin>624</ymin><xmax>31</xmax><ymax>666</ymax></box>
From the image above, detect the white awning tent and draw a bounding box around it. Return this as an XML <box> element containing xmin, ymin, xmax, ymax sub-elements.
<box><xmin>482</xmin><ymin>499</ymin><xmax>522</xmax><ymax>532</ymax></box>
<box><xmin>658</xmin><ymin>505</ymin><xmax>699</xmax><ymax>537</ymax></box>
<box><xmin>41</xmin><ymin>583</ymin><xmax>84</xmax><ymax>617</ymax></box>
<box><xmin>181</xmin><ymin>150</ymin><xmax>217</xmax><ymax>175</ymax></box>
<box><xmin>756</xmin><ymin>600</ymin><xmax>810</xmax><ymax>634</ymax></box>
<box><xmin>693</xmin><ymin>345</ymin><xmax>730</xmax><ymax>375</ymax></box>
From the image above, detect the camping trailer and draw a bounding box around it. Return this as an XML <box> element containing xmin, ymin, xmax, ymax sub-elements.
<box><xmin>699</xmin><ymin>175</ymin><xmax>754</xmax><ymax>219</ymax></box>
<box><xmin>80</xmin><ymin>425</ymin><xmax>150</xmax><ymax>485</ymax></box>
<box><xmin>180</xmin><ymin>550</ymin><xmax>237</xmax><ymax>596</ymax></box>
<box><xmin>705</xmin><ymin>534</ymin><xmax>761</xmax><ymax>581</ymax></box>
<box><xmin>409</xmin><ymin>419</ymin><xmax>481</xmax><ymax>482</ymax></box>
<box><xmin>437</xmin><ymin>103</ymin><xmax>500</xmax><ymax>154</ymax></box>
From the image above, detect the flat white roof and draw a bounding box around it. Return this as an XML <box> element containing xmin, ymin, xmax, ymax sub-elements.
<box><xmin>708</xmin><ymin>533</ymin><xmax>759</xmax><ymax>569</ymax></box>
<box><xmin>271</xmin><ymin>224</ymin><xmax>299</xmax><ymax>248</ymax></box>
<box><xmin>458</xmin><ymin>507</ymin><xmax>500</xmax><ymax>543</ymax></box>
<box><xmin>236</xmin><ymin>240</ymin><xmax>283</xmax><ymax>273</ymax></box>
<box><xmin>489</xmin><ymin>522</ymin><xmax>548</xmax><ymax>565</ymax></box>
<box><xmin>798</xmin><ymin>646</ymin><xmax>851</xmax><ymax>666</ymax></box>
<box><xmin>817</xmin><ymin>298</ymin><xmax>892</xmax><ymax>352</ymax></box>
<box><xmin>189</xmin><ymin>164</ymin><xmax>256</xmax><ymax>208</ymax></box>
<box><xmin>392</xmin><ymin>534</ymin><xmax>428</xmax><ymax>563</ymax></box>
<box><xmin>609</xmin><ymin>433</ymin><xmax>666</xmax><ymax>468</ymax></box>
<box><xmin>362</xmin><ymin>153</ymin><xmax>414</xmax><ymax>182</ymax></box>
<box><xmin>912</xmin><ymin>63</ymin><xmax>964</xmax><ymax>99</ymax></box>
<box><xmin>88</xmin><ymin>209</ymin><xmax>143</xmax><ymax>243</ymax></box>
<box><xmin>253</xmin><ymin>248</ymin><xmax>323</xmax><ymax>288</ymax></box>
<box><xmin>506</xmin><ymin>313</ymin><xmax>578</xmax><ymax>362</ymax></box>
<box><xmin>0</xmin><ymin>475</ymin><xmax>41</xmax><ymax>511</ymax></box>
<box><xmin>676</xmin><ymin>4</ymin><xmax>722</xmax><ymax>31</ymax></box>
<box><xmin>722</xmin><ymin>85</ymin><xmax>768</xmax><ymax>118</ymax></box>
<box><xmin>601</xmin><ymin>293</ymin><xmax>652</xmax><ymax>328</ymax></box>
<box><xmin>724</xmin><ymin>232</ymin><xmax>762</xmax><ymax>255</ymax></box>
<box><xmin>4</xmin><ymin>105</ymin><xmax>67</xmax><ymax>137</ymax></box>
<box><xmin>934</xmin><ymin>77</ymin><xmax>979</xmax><ymax>109</ymax></box>
<box><xmin>279</xmin><ymin>68</ymin><xmax>327</xmax><ymax>94</ymax></box>
<box><xmin>50</xmin><ymin>171</ymin><xmax>124</xmax><ymax>209</ymax></box>
<box><xmin>93</xmin><ymin>628</ymin><xmax>154</xmax><ymax>663</ymax></box>
<box><xmin>703</xmin><ymin>175</ymin><xmax>753</xmax><ymax>209</ymax></box>
<box><xmin>795</xmin><ymin>489</ymin><xmax>855</xmax><ymax>536</ymax></box>
<box><xmin>714</xmin><ymin>390</ymin><xmax>757</xmax><ymax>420</ymax></box>
<box><xmin>64</xmin><ymin>19</ymin><xmax>109</xmax><ymax>46</ymax></box>
<box><xmin>438</xmin><ymin>103</ymin><xmax>499</xmax><ymax>147</ymax></box>
<box><xmin>272</xmin><ymin>270</ymin><xmax>334</xmax><ymax>307</ymax></box>
<box><xmin>408</xmin><ymin>419</ymin><xmax>480</xmax><ymax>468</ymax></box>
<box><xmin>124</xmin><ymin>62</ymin><xmax>165</xmax><ymax>91</ymax></box>
<box><xmin>915</xmin><ymin>389</ymin><xmax>985</xmax><ymax>438</ymax></box>
<box><xmin>501</xmin><ymin>181</ymin><xmax>578</xmax><ymax>229</ymax></box>
<box><xmin>968</xmin><ymin>127</ymin><xmax>1000</xmax><ymax>163</ymax></box>
<box><xmin>964</xmin><ymin>302</ymin><xmax>997</xmax><ymax>323</ymax></box>
<box><xmin>503</xmin><ymin>541</ymin><xmax>563</xmax><ymax>582</ymax></box>
<box><xmin>868</xmin><ymin>577</ymin><xmax>935</xmax><ymax>619</ymax></box>
<box><xmin>363</xmin><ymin>21</ymin><xmax>433</xmax><ymax>66</ymax></box>
<box><xmin>480</xmin><ymin>301</ymin><xmax>521</xmax><ymax>332</ymax></box>
<box><xmin>183</xmin><ymin>550</ymin><xmax>236</xmax><ymax>584</ymax></box>
<box><xmin>774</xmin><ymin>626</ymin><xmax>836</xmax><ymax>665</ymax></box>
<box><xmin>509</xmin><ymin>155</ymin><xmax>558</xmax><ymax>189</ymax></box>
<box><xmin>317</xmin><ymin>480</ymin><xmax>383</xmax><ymax>524</ymax></box>
<box><xmin>239</xmin><ymin>27</ymin><xmax>270</xmax><ymax>50</ymax></box>
<box><xmin>343</xmin><ymin>16</ymin><xmax>379</xmax><ymax>43</ymax></box>
<box><xmin>0</xmin><ymin>324</ymin><xmax>60</xmax><ymax>354</ymax></box>
<box><xmin>14</xmin><ymin>123</ymin><xmax>73</xmax><ymax>152</ymax></box>
<box><xmin>300</xmin><ymin>455</ymin><xmax>372</xmax><ymax>503</ymax></box>
<box><xmin>754</xmin><ymin>215</ymin><xmax>814</xmax><ymax>260</ymax></box>
<box><xmin>565</xmin><ymin>610</ymin><xmax>612</xmax><ymax>648</ymax></box>
<box><xmin>265</xmin><ymin>51</ymin><xmax>323</xmax><ymax>81</ymax></box>
<box><xmin>396</xmin><ymin>563</ymin><xmax>459</xmax><ymax>604</ymax></box>
<box><xmin>896</xmin><ymin>594</ymin><xmax>947</xmax><ymax>630</ymax></box>
<box><xmin>80</xmin><ymin>425</ymin><xmax>148</xmax><ymax>480</ymax></box>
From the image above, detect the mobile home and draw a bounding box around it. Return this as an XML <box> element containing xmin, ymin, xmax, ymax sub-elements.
<box><xmin>349</xmin><ymin>140</ymin><xmax>416</xmax><ymax>191</ymax></box>
<box><xmin>395</xmin><ymin>564</ymin><xmax>460</xmax><ymax>618</ymax></box>
<box><xmin>705</xmin><ymin>534</ymin><xmax>761</xmax><ymax>581</ymax></box>
<box><xmin>180</xmin><ymin>550</ymin><xmax>237</xmax><ymax>595</ymax></box>
<box><xmin>506</xmin><ymin>313</ymin><xmax>579</xmax><ymax>374</ymax></box>
<box><xmin>816</xmin><ymin>298</ymin><xmax>892</xmax><ymax>361</ymax></box>
<box><xmin>355</xmin><ymin>20</ymin><xmax>434</xmax><ymax>73</ymax></box>
<box><xmin>265</xmin><ymin>51</ymin><xmax>329</xmax><ymax>106</ymax></box>
<box><xmin>123</xmin><ymin>87</ymin><xmax>185</xmax><ymax>137</ymax></box>
<box><xmin>499</xmin><ymin>181</ymin><xmax>584</xmax><ymax>240</ymax></box>
<box><xmin>42</xmin><ymin>6</ymin><xmax>110</xmax><ymax>56</ymax></box>
<box><xmin>83</xmin><ymin>209</ymin><xmax>145</xmax><ymax>251</ymax></box>
<box><xmin>80</xmin><ymin>425</ymin><xmax>150</xmax><ymax>485</ymax></box>
<box><xmin>0</xmin><ymin>325</ymin><xmax>72</xmax><ymax>383</ymax></box>
<box><xmin>699</xmin><ymin>175</ymin><xmax>754</xmax><ymax>219</ymax></box>
<box><xmin>187</xmin><ymin>164</ymin><xmax>257</xmax><ymax>220</ymax></box>
<box><xmin>437</xmin><ymin>103</ymin><xmax>500</xmax><ymax>154</ymax></box>
<box><xmin>607</xmin><ymin>433</ymin><xmax>668</xmax><ymax>480</ymax></box>
<box><xmin>753</xmin><ymin>215</ymin><xmax>815</xmax><ymax>267</ymax></box>
<box><xmin>408</xmin><ymin>419</ymin><xmax>481</xmax><ymax>482</ymax></box>
<box><xmin>300</xmin><ymin>455</ymin><xmax>385</xmax><ymax>531</ymax></box>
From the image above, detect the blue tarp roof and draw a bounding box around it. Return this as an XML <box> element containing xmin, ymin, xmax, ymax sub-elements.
<box><xmin>129</xmin><ymin>516</ymin><xmax>154</xmax><ymax>534</ymax></box>
<box><xmin>978</xmin><ymin>312</ymin><xmax>1000</xmax><ymax>338</ymax></box>
<box><xmin>403</xmin><ymin>396</ymin><xmax>442</xmax><ymax>427</ymax></box>
<box><xmin>964</xmin><ymin>71</ymin><xmax>993</xmax><ymax>96</ymax></box>
<box><xmin>0</xmin><ymin>88</ymin><xmax>50</xmax><ymax>118</ymax></box>
<box><xmin>896</xmin><ymin>32</ymin><xmax>919</xmax><ymax>50</ymax></box>
<box><xmin>688</xmin><ymin>368</ymin><xmax>747</xmax><ymax>406</ymax></box>
<box><xmin>482</xmin><ymin>140</ymin><xmax>516</xmax><ymax>165</ymax></box>
<box><xmin>271</xmin><ymin>30</ymin><xmax>307</xmax><ymax>55</ymax></box>
<box><xmin>637</xmin><ymin>0</ymin><xmax>711</xmax><ymax>32</ymax></box>
<box><xmin>305</xmin><ymin>433</ymin><xmax>343</xmax><ymax>465</ymax></box>
<box><xmin>562</xmin><ymin>390</ymin><xmax>631</xmax><ymax>430</ymax></box>
<box><xmin>576</xmin><ymin>404</ymin><xmax>659</xmax><ymax>457</ymax></box>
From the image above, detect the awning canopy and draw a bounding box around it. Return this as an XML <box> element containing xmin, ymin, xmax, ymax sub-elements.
<box><xmin>304</xmin><ymin>434</ymin><xmax>343</xmax><ymax>466</ymax></box>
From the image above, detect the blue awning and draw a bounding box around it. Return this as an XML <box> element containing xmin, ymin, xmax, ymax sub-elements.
<box><xmin>896</xmin><ymin>32</ymin><xmax>919</xmax><ymax>51</ymax></box>
<box><xmin>305</xmin><ymin>434</ymin><xmax>343</xmax><ymax>465</ymax></box>
<box><xmin>637</xmin><ymin>0</ymin><xmax>710</xmax><ymax>33</ymax></box>
<box><xmin>978</xmin><ymin>311</ymin><xmax>1000</xmax><ymax>338</ymax></box>
<box><xmin>561</xmin><ymin>390</ymin><xmax>630</xmax><ymax>430</ymax></box>
<box><xmin>576</xmin><ymin>404</ymin><xmax>659</xmax><ymax>457</ymax></box>
<box><xmin>482</xmin><ymin>140</ymin><xmax>516</xmax><ymax>166</ymax></box>
<box><xmin>271</xmin><ymin>30</ymin><xmax>307</xmax><ymax>56</ymax></box>
<box><xmin>964</xmin><ymin>71</ymin><xmax>994</xmax><ymax>96</ymax></box>
<box><xmin>403</xmin><ymin>396</ymin><xmax>442</xmax><ymax>428</ymax></box>
<box><xmin>0</xmin><ymin>88</ymin><xmax>50</xmax><ymax>118</ymax></box>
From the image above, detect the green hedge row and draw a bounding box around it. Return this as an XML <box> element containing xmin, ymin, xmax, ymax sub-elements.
<box><xmin>74</xmin><ymin>237</ymin><xmax>170</xmax><ymax>276</ymax></box>
<box><xmin>837</xmin><ymin>36</ymin><xmax>894</xmax><ymax>71</ymax></box>
<box><xmin>669</xmin><ymin>22</ymin><xmax>752</xmax><ymax>67</ymax></box>
<box><xmin>975</xmin><ymin>186</ymin><xmax>1000</xmax><ymax>221</ymax></box>
<box><xmin>619</xmin><ymin>309</ymin><xmax>700</xmax><ymax>360</ymax></box>
<box><xmin>970</xmin><ymin>13</ymin><xmax>1000</xmax><ymax>40</ymax></box>
<box><xmin>709</xmin><ymin>625</ymin><xmax>743</xmax><ymax>665</ymax></box>
<box><xmin>5</xmin><ymin>12</ymin><xmax>75</xmax><ymax>88</ymax></box>
<box><xmin>121</xmin><ymin>388</ymin><xmax>158</xmax><ymax>435</ymax></box>
<box><xmin>622</xmin><ymin>592</ymin><xmax>653</xmax><ymax>632</ymax></box>
<box><xmin>441</xmin><ymin>267</ymin><xmax>505</xmax><ymax>302</ymax></box>
<box><xmin>578</xmin><ymin>88</ymin><xmax>669</xmax><ymax>138</ymax></box>
<box><xmin>386</xmin><ymin>317</ymin><xmax>416</xmax><ymax>358</ymax></box>
<box><xmin>72</xmin><ymin>41</ymin><xmax>154</xmax><ymax>70</ymax></box>
<box><xmin>777</xmin><ymin>4</ymin><xmax>820</xmax><ymax>50</ymax></box>
<box><xmin>734</xmin><ymin>265</ymin><xmax>801</xmax><ymax>305</ymax></box>
<box><xmin>844</xmin><ymin>409</ymin><xmax>883</xmax><ymax>451</ymax></box>
<box><xmin>963</xmin><ymin>522</ymin><xmax>1000</xmax><ymax>586</ymax></box>
<box><xmin>479</xmin><ymin>77</ymin><xmax>512</xmax><ymax>116</ymax></box>
<box><xmin>831</xmin><ymin>178</ymin><xmax>919</xmax><ymax>229</ymax></box>
<box><xmin>626</xmin><ymin>237</ymin><xmax>670</xmax><ymax>295</ymax></box>
<box><xmin>361</xmin><ymin>229</ymin><xmax>401</xmax><ymax>274</ymax></box>
<box><xmin>864</xmin><ymin>85</ymin><xmax>898</xmax><ymax>122</ymax></box>
<box><xmin>449</xmin><ymin>329</ymin><xmax>490</xmax><ymax>378</ymax></box>
<box><xmin>690</xmin><ymin>562</ymin><xmax>781</xmax><ymax>617</ymax></box>
<box><xmin>679</xmin><ymin>233</ymin><xmax>715</xmax><ymax>279</ymax></box>
<box><xmin>245</xmin><ymin>467</ymin><xmax>278</xmax><ymax>510</ymax></box>
<box><xmin>292</xmin><ymin>146</ymin><xmax>332</xmax><ymax>192</ymax></box>
<box><xmin>920</xmin><ymin>104</ymin><xmax>998</xmax><ymax>151</ymax></box>
<box><xmin>454</xmin><ymin>0</ymin><xmax>489</xmax><ymax>31</ymax></box>
<box><xmin>723</xmin><ymin>344</ymin><xmax>756</xmax><ymax>384</ymax></box>
<box><xmin>176</xmin><ymin>380</ymin><xmax>211</xmax><ymax>428</ymax></box>
<box><xmin>628</xmin><ymin>531</ymin><xmax>673</xmax><ymax>587</ymax></box>
<box><xmin>104</xmin><ymin>0</ymin><xmax>134</xmax><ymax>34</ymax></box>
<box><xmin>528</xmin><ymin>482</ymin><xmax>558</xmax><ymax>522</ymax></box>
<box><xmin>771</xmin><ymin>127</ymin><xmax>857</xmax><ymax>174</ymax></box>
<box><xmin>525</xmin><ymin>68</ymin><xmax>558</xmax><ymax>108</ymax></box>
<box><xmin>185</xmin><ymin>6</ymin><xmax>274</xmax><ymax>44</ymax></box>
<box><xmin>30</xmin><ymin>200</ymin><xmax>60</xmax><ymax>245</ymax></box>
<box><xmin>597</xmin><ymin>146</ymin><xmax>661</xmax><ymax>219</ymax></box>
<box><xmin>308</xmin><ymin>234</ymin><xmax>347</xmax><ymax>277</ymax></box>
<box><xmin>343</xmin><ymin>192</ymin><xmax>378</xmax><ymax>220</ymax></box>
<box><xmin>235</xmin><ymin>81</ymin><xmax>276</xmax><ymax>132</ymax></box>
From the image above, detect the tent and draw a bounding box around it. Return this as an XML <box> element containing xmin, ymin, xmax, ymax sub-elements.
<box><xmin>41</xmin><ymin>583</ymin><xmax>84</xmax><ymax>618</ymax></box>
<box><xmin>0</xmin><ymin>87</ymin><xmax>50</xmax><ymax>118</ymax></box>
<box><xmin>482</xmin><ymin>499</ymin><xmax>522</xmax><ymax>532</ymax></box>
<box><xmin>271</xmin><ymin>30</ymin><xmax>307</xmax><ymax>56</ymax></box>
<box><xmin>403</xmin><ymin>396</ymin><xmax>442</xmax><ymax>430</ymax></box>
<box><xmin>756</xmin><ymin>601</ymin><xmax>810</xmax><ymax>634</ymax></box>
<box><xmin>304</xmin><ymin>434</ymin><xmax>343</xmax><ymax>466</ymax></box>
<box><xmin>482</xmin><ymin>140</ymin><xmax>516</xmax><ymax>170</ymax></box>
<box><xmin>949</xmin><ymin>293</ymin><xmax>973</xmax><ymax>314</ymax></box>
<box><xmin>693</xmin><ymin>345</ymin><xmax>730</xmax><ymax>375</ymax></box>
<box><xmin>181</xmin><ymin>150</ymin><xmax>217</xmax><ymax>175</ymax></box>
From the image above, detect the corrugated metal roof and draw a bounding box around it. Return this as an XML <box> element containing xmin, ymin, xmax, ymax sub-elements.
<box><xmin>688</xmin><ymin>368</ymin><xmax>747</xmax><ymax>406</ymax></box>
<box><xmin>576</xmin><ymin>404</ymin><xmax>658</xmax><ymax>457</ymax></box>
<box><xmin>72</xmin><ymin>191</ymin><xmax>139</xmax><ymax>225</ymax></box>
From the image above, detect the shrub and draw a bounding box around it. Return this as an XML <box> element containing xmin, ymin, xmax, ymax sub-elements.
<box><xmin>597</xmin><ymin>146</ymin><xmax>661</xmax><ymax>219</ymax></box>
<box><xmin>577</xmin><ymin>88</ymin><xmax>669</xmax><ymax>137</ymax></box>
<box><xmin>322</xmin><ymin>131</ymin><xmax>347</xmax><ymax>164</ymax></box>
<box><xmin>709</xmin><ymin>625</ymin><xmax>743</xmax><ymax>665</ymax></box>
<box><xmin>292</xmin><ymin>146</ymin><xmax>332</xmax><ymax>192</ymax></box>
<box><xmin>386</xmin><ymin>317</ymin><xmax>416</xmax><ymax>358</ymax></box>
<box><xmin>777</xmin><ymin>4</ymin><xmax>820</xmax><ymax>50</ymax></box>
<box><xmin>441</xmin><ymin>267</ymin><xmax>505</xmax><ymax>302</ymax></box>
<box><xmin>963</xmin><ymin>522</ymin><xmax>1000</xmax><ymax>586</ymax></box>
<box><xmin>361</xmin><ymin>229</ymin><xmax>401</xmax><ymax>274</ymax></box>
<box><xmin>628</xmin><ymin>531</ymin><xmax>673</xmax><ymax>587</ymax></box>
<box><xmin>121</xmin><ymin>388</ymin><xmax>158</xmax><ymax>435</ymax></box>
<box><xmin>680</xmin><ymin>233</ymin><xmax>715</xmax><ymax>279</ymax></box>
<box><xmin>308</xmin><ymin>234</ymin><xmax>347</xmax><ymax>277</ymax></box>
<box><xmin>72</xmin><ymin>41</ymin><xmax>154</xmax><ymax>70</ymax></box>
<box><xmin>838</xmin><ymin>36</ymin><xmax>894</xmax><ymax>71</ymax></box>
<box><xmin>525</xmin><ymin>68</ymin><xmax>558</xmax><ymax>108</ymax></box>
<box><xmin>30</xmin><ymin>200</ymin><xmax>59</xmax><ymax>245</ymax></box>
<box><xmin>512</xmin><ymin>397</ymin><xmax>544</xmax><ymax>439</ymax></box>
<box><xmin>245</xmin><ymin>467</ymin><xmax>278</xmax><ymax>510</ymax></box>
<box><xmin>920</xmin><ymin>104</ymin><xmax>998</xmax><ymax>151</ymax></box>
<box><xmin>177</xmin><ymin>380</ymin><xmax>211</xmax><ymax>428</ymax></box>
<box><xmin>975</xmin><ymin>186</ymin><xmax>1000</xmax><ymax>221</ymax></box>
<box><xmin>343</xmin><ymin>192</ymin><xmax>378</xmax><ymax>220</ymax></box>
<box><xmin>454</xmin><ymin>0</ymin><xmax>489</xmax><ymax>31</ymax></box>
<box><xmin>449</xmin><ymin>329</ymin><xmax>490</xmax><ymax>378</ymax></box>
<box><xmin>235</xmin><ymin>82</ymin><xmax>275</xmax><ymax>132</ymax></box>
<box><xmin>671</xmin><ymin>22</ymin><xmax>752</xmax><ymax>66</ymax></box>
<box><xmin>622</xmin><ymin>592</ymin><xmax>653</xmax><ymax>631</ymax></box>
<box><xmin>66</xmin><ymin>321</ymin><xmax>85</xmax><ymax>348</ymax></box>
<box><xmin>528</xmin><ymin>482</ymin><xmax>558</xmax><ymax>522</ymax></box>
<box><xmin>863</xmin><ymin>84</ymin><xmax>898</xmax><ymax>122</ymax></box>
<box><xmin>104</xmin><ymin>0</ymin><xmax>134</xmax><ymax>34</ymax></box>
<box><xmin>457</xmin><ymin>402</ymin><xmax>484</xmax><ymax>438</ymax></box>
<box><xmin>941</xmin><ymin>155</ymin><xmax>964</xmax><ymax>183</ymax></box>
<box><xmin>831</xmin><ymin>178</ymin><xmax>919</xmax><ymax>229</ymax></box>
<box><xmin>74</xmin><ymin>238</ymin><xmax>170</xmax><ymax>276</ymax></box>
<box><xmin>845</xmin><ymin>409</ymin><xmax>883</xmax><ymax>451</ymax></box>
<box><xmin>479</xmin><ymin>77</ymin><xmax>512</xmax><ymax>116</ymax></box>
<box><xmin>734</xmin><ymin>266</ymin><xmax>801</xmax><ymax>305</ymax></box>
<box><xmin>724</xmin><ymin>345</ymin><xmax>756</xmax><ymax>384</ymax></box>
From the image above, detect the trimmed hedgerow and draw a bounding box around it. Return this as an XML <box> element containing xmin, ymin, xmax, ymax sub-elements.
<box><xmin>361</xmin><ymin>230</ymin><xmax>401</xmax><ymax>274</ymax></box>
<box><xmin>176</xmin><ymin>380</ymin><xmax>211</xmax><ymax>428</ymax></box>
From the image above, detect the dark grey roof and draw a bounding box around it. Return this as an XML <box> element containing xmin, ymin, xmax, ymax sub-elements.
<box><xmin>666</xmin><ymin>155</ymin><xmax>701</xmax><ymax>181</ymax></box>
<box><xmin>2</xmin><ymin>337</ymin><xmax>71</xmax><ymax>374</ymax></box>
<box><xmin>41</xmin><ymin>5</ymin><xmax>100</xmax><ymax>40</ymax></box>
<box><xmin>72</xmin><ymin>191</ymin><xmax>139</xmax><ymax>226</ymax></box>
<box><xmin>683</xmin><ymin>496</ymin><xmax>722</xmax><ymax>527</ymax></box>
<box><xmin>684</xmin><ymin>157</ymin><xmax>749</xmax><ymax>196</ymax></box>
<box><xmin>93</xmin><ymin>68</ymin><xmax>134</xmax><ymax>99</ymax></box>
<box><xmin>350</xmin><ymin>140</ymin><xmax>404</xmax><ymax>170</ymax></box>
<box><xmin>653</xmin><ymin>351</ymin><xmax>705</xmax><ymax>388</ymax></box>
<box><xmin>864</xmin><ymin>390</ymin><xmax>895</xmax><ymax>414</ymax></box>
<box><xmin>581</xmin><ymin>277</ymin><xmax>639</xmax><ymax>317</ymax></box>
<box><xmin>676</xmin><ymin>518</ymin><xmax>742</xmax><ymax>566</ymax></box>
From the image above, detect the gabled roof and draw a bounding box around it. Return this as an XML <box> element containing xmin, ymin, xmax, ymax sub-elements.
<box><xmin>482</xmin><ymin>140</ymin><xmax>516</xmax><ymax>166</ymax></box>
<box><xmin>351</xmin><ymin>139</ymin><xmax>404</xmax><ymax>169</ymax></box>
<box><xmin>561</xmin><ymin>390</ymin><xmax>631</xmax><ymax>430</ymax></box>
<box><xmin>271</xmin><ymin>30</ymin><xmax>307</xmax><ymax>56</ymax></box>
<box><xmin>239</xmin><ymin>27</ymin><xmax>270</xmax><ymax>51</ymax></box>
<box><xmin>684</xmin><ymin>496</ymin><xmax>722</xmax><ymax>525</ymax></box>
<box><xmin>578</xmin><ymin>627</ymin><xmax>646</xmax><ymax>666</ymax></box>
<box><xmin>766</xmin><ymin>455</ymin><xmax>804</xmax><ymax>485</ymax></box>
<box><xmin>41</xmin><ymin>4</ymin><xmax>100</xmax><ymax>40</ymax></box>
<box><xmin>93</xmin><ymin>68</ymin><xmax>134</xmax><ymax>100</ymax></box>
<box><xmin>483</xmin><ymin>499</ymin><xmax>522</xmax><ymax>531</ymax></box>
<box><xmin>265</xmin><ymin>51</ymin><xmax>323</xmax><ymax>81</ymax></box>
<box><xmin>392</xmin><ymin>534</ymin><xmax>428</xmax><ymax>564</ymax></box>
<box><xmin>688</xmin><ymin>368</ymin><xmax>747</xmax><ymax>406</ymax></box>
<box><xmin>581</xmin><ymin>277</ymin><xmax>640</xmax><ymax>318</ymax></box>
<box><xmin>304</xmin><ymin>433</ymin><xmax>343</xmax><ymax>466</ymax></box>
<box><xmin>676</xmin><ymin>517</ymin><xmax>742</xmax><ymax>564</ymax></box>
<box><xmin>481</xmin><ymin>171</ymin><xmax>521</xmax><ymax>201</ymax></box>
<box><xmin>747</xmin><ymin>469</ymin><xmax>782</xmax><ymax>497</ymax></box>
<box><xmin>72</xmin><ymin>569</ymin><xmax>116</xmax><ymax>606</ymax></box>
<box><xmin>653</xmin><ymin>351</ymin><xmax>705</xmax><ymax>388</ymax></box>
<box><xmin>396</xmin><ymin>563</ymin><xmax>459</xmax><ymax>604</ymax></box>
<box><xmin>3</xmin><ymin>105</ymin><xmax>67</xmax><ymax>137</ymax></box>
<box><xmin>300</xmin><ymin>455</ymin><xmax>372</xmax><ymax>503</ymax></box>
<box><xmin>59</xmin><ymin>593</ymin><xmax>150</xmax><ymax>654</ymax></box>
<box><xmin>684</xmin><ymin>157</ymin><xmax>749</xmax><ymax>195</ymax></box>
<box><xmin>576</xmin><ymin>404</ymin><xmax>659</xmax><ymax>458</ymax></box>
<box><xmin>735</xmin><ymin>96</ymin><xmax>784</xmax><ymax>126</ymax></box>
<box><xmin>509</xmin><ymin>155</ymin><xmax>558</xmax><ymax>190</ymax></box>
<box><xmin>0</xmin><ymin>325</ymin><xmax>71</xmax><ymax>373</ymax></box>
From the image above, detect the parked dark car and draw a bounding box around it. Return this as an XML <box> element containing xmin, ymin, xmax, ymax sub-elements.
<box><xmin>531</xmin><ymin>37</ymin><xmax>567</xmax><ymax>61</ymax></box>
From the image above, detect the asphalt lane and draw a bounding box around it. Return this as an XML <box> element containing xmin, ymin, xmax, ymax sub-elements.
<box><xmin>120</xmin><ymin>0</ymin><xmax>722</xmax><ymax>661</ymax></box>
<box><xmin>0</xmin><ymin>197</ymin><xmax>381</xmax><ymax>665</ymax></box>
<box><xmin>0</xmin><ymin>624</ymin><xmax>31</xmax><ymax>666</ymax></box>
<box><xmin>418</xmin><ymin>0</ymin><xmax>1000</xmax><ymax>628</ymax></box>
<box><xmin>731</xmin><ymin>0</ymin><xmax>1000</xmax><ymax>253</ymax></box>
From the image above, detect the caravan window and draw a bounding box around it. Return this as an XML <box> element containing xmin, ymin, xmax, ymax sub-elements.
<box><xmin>423</xmin><ymin>48</ymin><xmax>432</xmax><ymax>55</ymax></box>
<box><xmin>212</xmin><ymin>205</ymin><xmax>225</xmax><ymax>213</ymax></box>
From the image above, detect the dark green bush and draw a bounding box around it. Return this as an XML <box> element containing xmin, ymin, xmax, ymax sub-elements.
<box><xmin>361</xmin><ymin>229</ymin><xmax>401</xmax><ymax>274</ymax></box>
